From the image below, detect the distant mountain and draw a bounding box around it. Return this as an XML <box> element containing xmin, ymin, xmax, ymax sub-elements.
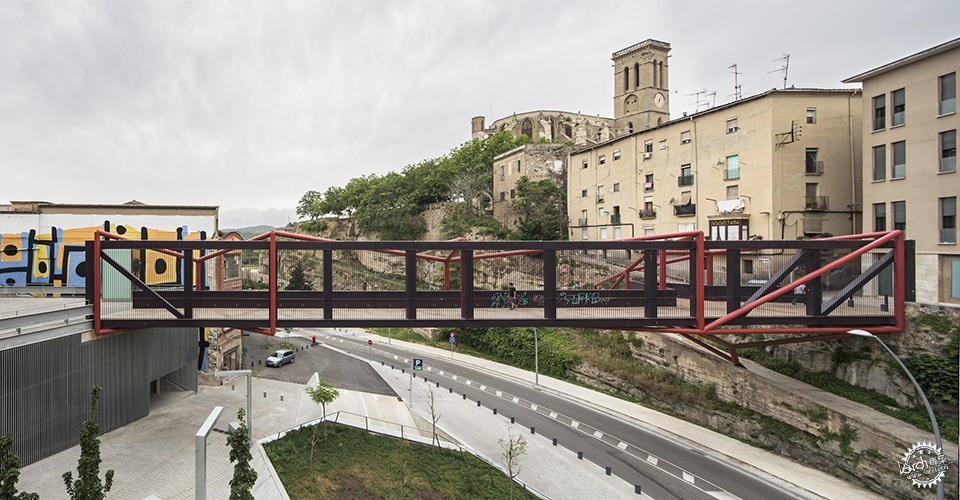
<box><xmin>222</xmin><ymin>225</ymin><xmax>278</xmax><ymax>239</ymax></box>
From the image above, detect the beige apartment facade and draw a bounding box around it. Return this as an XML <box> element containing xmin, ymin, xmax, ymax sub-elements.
<box><xmin>492</xmin><ymin>143</ymin><xmax>568</xmax><ymax>228</ymax></box>
<box><xmin>568</xmin><ymin>89</ymin><xmax>863</xmax><ymax>254</ymax></box>
<box><xmin>845</xmin><ymin>37</ymin><xmax>960</xmax><ymax>305</ymax></box>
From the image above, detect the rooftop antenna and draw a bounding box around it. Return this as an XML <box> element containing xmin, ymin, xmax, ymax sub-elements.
<box><xmin>685</xmin><ymin>89</ymin><xmax>708</xmax><ymax>112</ymax></box>
<box><xmin>729</xmin><ymin>63</ymin><xmax>742</xmax><ymax>100</ymax></box>
<box><xmin>705</xmin><ymin>90</ymin><xmax>717</xmax><ymax>109</ymax></box>
<box><xmin>769</xmin><ymin>54</ymin><xmax>790</xmax><ymax>89</ymax></box>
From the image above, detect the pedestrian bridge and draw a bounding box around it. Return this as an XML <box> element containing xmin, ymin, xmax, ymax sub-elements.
<box><xmin>89</xmin><ymin>230</ymin><xmax>912</xmax><ymax>364</ymax></box>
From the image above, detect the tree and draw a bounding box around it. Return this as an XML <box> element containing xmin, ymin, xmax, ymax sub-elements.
<box><xmin>63</xmin><ymin>385</ymin><xmax>114</xmax><ymax>500</ymax></box>
<box><xmin>285</xmin><ymin>259</ymin><xmax>312</xmax><ymax>290</ymax></box>
<box><xmin>226</xmin><ymin>408</ymin><xmax>257</xmax><ymax>500</ymax></box>
<box><xmin>427</xmin><ymin>387</ymin><xmax>441</xmax><ymax>447</ymax></box>
<box><xmin>498</xmin><ymin>429</ymin><xmax>528</xmax><ymax>500</ymax></box>
<box><xmin>304</xmin><ymin>380</ymin><xmax>340</xmax><ymax>456</ymax></box>
<box><xmin>511</xmin><ymin>176</ymin><xmax>568</xmax><ymax>240</ymax></box>
<box><xmin>0</xmin><ymin>434</ymin><xmax>38</xmax><ymax>500</ymax></box>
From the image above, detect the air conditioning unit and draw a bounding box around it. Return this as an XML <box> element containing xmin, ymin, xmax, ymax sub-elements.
<box><xmin>642</xmin><ymin>152</ymin><xmax>652</xmax><ymax>159</ymax></box>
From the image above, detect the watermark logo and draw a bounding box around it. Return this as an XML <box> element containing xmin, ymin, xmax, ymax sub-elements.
<box><xmin>898</xmin><ymin>441</ymin><xmax>948</xmax><ymax>489</ymax></box>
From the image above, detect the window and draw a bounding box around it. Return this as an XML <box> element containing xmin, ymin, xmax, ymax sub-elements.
<box><xmin>627</xmin><ymin>122</ymin><xmax>634</xmax><ymax>134</ymax></box>
<box><xmin>680</xmin><ymin>131</ymin><xmax>691</xmax><ymax>144</ymax></box>
<box><xmin>644</xmin><ymin>227</ymin><xmax>655</xmax><ymax>236</ymax></box>
<box><xmin>679</xmin><ymin>164</ymin><xmax>694</xmax><ymax>186</ymax></box>
<box><xmin>624</xmin><ymin>66</ymin><xmax>630</xmax><ymax>92</ymax></box>
<box><xmin>598</xmin><ymin>207</ymin><xmax>605</xmax><ymax>217</ymax></box>
<box><xmin>600</xmin><ymin>227</ymin><xmax>608</xmax><ymax>240</ymax></box>
<box><xmin>644</xmin><ymin>173</ymin><xmax>654</xmax><ymax>191</ymax></box>
<box><xmin>872</xmin><ymin>145</ymin><xmax>886</xmax><ymax>181</ymax></box>
<box><xmin>940</xmin><ymin>72</ymin><xmax>956</xmax><ymax>115</ymax></box>
<box><xmin>726</xmin><ymin>185</ymin><xmax>739</xmax><ymax>200</ymax></box>
<box><xmin>500</xmin><ymin>192</ymin><xmax>506</xmax><ymax>201</ymax></box>
<box><xmin>579</xmin><ymin>209</ymin><xmax>588</xmax><ymax>226</ymax></box>
<box><xmin>596</xmin><ymin>184</ymin><xmax>604</xmax><ymax>203</ymax></box>
<box><xmin>941</xmin><ymin>130</ymin><xmax>957</xmax><ymax>173</ymax></box>
<box><xmin>613</xmin><ymin>183</ymin><xmax>620</xmax><ymax>192</ymax></box>
<box><xmin>874</xmin><ymin>203</ymin><xmax>886</xmax><ymax>231</ymax></box>
<box><xmin>742</xmin><ymin>259</ymin><xmax>754</xmax><ymax>274</ymax></box>
<box><xmin>659</xmin><ymin>140</ymin><xmax>667</xmax><ymax>150</ymax></box>
<box><xmin>892</xmin><ymin>201</ymin><xmax>906</xmax><ymax>232</ymax></box>
<box><xmin>500</xmin><ymin>165</ymin><xmax>505</xmax><ymax>181</ymax></box>
<box><xmin>806</xmin><ymin>108</ymin><xmax>817</xmax><ymax>124</ymax></box>
<box><xmin>941</xmin><ymin>197</ymin><xmax>957</xmax><ymax>243</ymax></box>
<box><xmin>726</xmin><ymin>118</ymin><xmax>739</xmax><ymax>134</ymax></box>
<box><xmin>644</xmin><ymin>195</ymin><xmax>654</xmax><ymax>211</ymax></box>
<box><xmin>614</xmin><ymin>226</ymin><xmax>622</xmax><ymax>239</ymax></box>
<box><xmin>224</xmin><ymin>254</ymin><xmax>241</xmax><ymax>280</ymax></box>
<box><xmin>678</xmin><ymin>222</ymin><xmax>695</xmax><ymax>232</ymax></box>
<box><xmin>872</xmin><ymin>95</ymin><xmax>886</xmax><ymax>131</ymax></box>
<box><xmin>725</xmin><ymin>155</ymin><xmax>739</xmax><ymax>180</ymax></box>
<box><xmin>644</xmin><ymin>141</ymin><xmax>653</xmax><ymax>153</ymax></box>
<box><xmin>892</xmin><ymin>141</ymin><xmax>906</xmax><ymax>179</ymax></box>
<box><xmin>709</xmin><ymin>219</ymin><xmax>749</xmax><ymax>241</ymax></box>
<box><xmin>580</xmin><ymin>189</ymin><xmax>588</xmax><ymax>198</ymax></box>
<box><xmin>517</xmin><ymin>160</ymin><xmax>521</xmax><ymax>173</ymax></box>
<box><xmin>599</xmin><ymin>154</ymin><xmax>606</xmax><ymax>165</ymax></box>
<box><xmin>613</xmin><ymin>150</ymin><xmax>621</xmax><ymax>160</ymax></box>
<box><xmin>891</xmin><ymin>88</ymin><xmax>905</xmax><ymax>126</ymax></box>
<box><xmin>510</xmin><ymin>189</ymin><xmax>515</xmax><ymax>199</ymax></box>
<box><xmin>805</xmin><ymin>148</ymin><xmax>821</xmax><ymax>174</ymax></box>
<box><xmin>582</xmin><ymin>159</ymin><xmax>588</xmax><ymax>169</ymax></box>
<box><xmin>581</xmin><ymin>227</ymin><xmax>589</xmax><ymax>240</ymax></box>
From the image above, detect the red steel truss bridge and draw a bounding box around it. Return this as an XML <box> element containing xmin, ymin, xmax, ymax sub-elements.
<box><xmin>87</xmin><ymin>230</ymin><xmax>914</xmax><ymax>365</ymax></box>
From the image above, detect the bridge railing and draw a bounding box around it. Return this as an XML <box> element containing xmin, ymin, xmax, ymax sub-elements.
<box><xmin>87</xmin><ymin>230</ymin><xmax>909</xmax><ymax>337</ymax></box>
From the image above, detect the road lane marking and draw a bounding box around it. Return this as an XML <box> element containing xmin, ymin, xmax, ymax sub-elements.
<box><xmin>439</xmin><ymin>371</ymin><xmax>444</xmax><ymax>375</ymax></box>
<box><xmin>593</xmin><ymin>431</ymin><xmax>603</xmax><ymax>439</ymax></box>
<box><xmin>531</xmin><ymin>404</ymin><xmax>538</xmax><ymax>411</ymax></box>
<box><xmin>480</xmin><ymin>385</ymin><xmax>486</xmax><ymax>391</ymax></box>
<box><xmin>647</xmin><ymin>456</ymin><xmax>659</xmax><ymax>466</ymax></box>
<box><xmin>451</xmin><ymin>375</ymin><xmax>457</xmax><ymax>380</ymax></box>
<box><xmin>571</xmin><ymin>421</ymin><xmax>580</xmax><ymax>429</ymax></box>
<box><xmin>617</xmin><ymin>441</ymin><xmax>628</xmax><ymax>450</ymax></box>
<box><xmin>496</xmin><ymin>390</ymin><xmax>502</xmax><ymax>397</ymax></box>
<box><xmin>683</xmin><ymin>472</ymin><xmax>694</xmax><ymax>483</ymax></box>
<box><xmin>549</xmin><ymin>411</ymin><xmax>557</xmax><ymax>418</ymax></box>
<box><xmin>512</xmin><ymin>397</ymin><xmax>519</xmax><ymax>403</ymax></box>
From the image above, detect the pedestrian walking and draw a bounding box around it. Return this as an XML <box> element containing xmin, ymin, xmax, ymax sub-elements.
<box><xmin>508</xmin><ymin>283</ymin><xmax>518</xmax><ymax>310</ymax></box>
<box><xmin>791</xmin><ymin>283</ymin><xmax>807</xmax><ymax>304</ymax></box>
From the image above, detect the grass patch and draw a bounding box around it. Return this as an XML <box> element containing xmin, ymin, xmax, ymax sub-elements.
<box><xmin>265</xmin><ymin>423</ymin><xmax>536</xmax><ymax>499</ymax></box>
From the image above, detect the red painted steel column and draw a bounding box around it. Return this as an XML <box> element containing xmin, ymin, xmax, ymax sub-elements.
<box><xmin>894</xmin><ymin>230</ymin><xmax>905</xmax><ymax>331</ymax></box>
<box><xmin>93</xmin><ymin>233</ymin><xmax>102</xmax><ymax>334</ymax></box>
<box><xmin>694</xmin><ymin>233</ymin><xmax>705</xmax><ymax>331</ymax></box>
<box><xmin>706</xmin><ymin>253</ymin><xmax>714</xmax><ymax>286</ymax></box>
<box><xmin>443</xmin><ymin>261</ymin><xmax>450</xmax><ymax>291</ymax></box>
<box><xmin>269</xmin><ymin>232</ymin><xmax>277</xmax><ymax>335</ymax></box>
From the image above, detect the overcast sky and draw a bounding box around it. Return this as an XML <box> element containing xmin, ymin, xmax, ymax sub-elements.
<box><xmin>2</xmin><ymin>1</ymin><xmax>957</xmax><ymax>228</ymax></box>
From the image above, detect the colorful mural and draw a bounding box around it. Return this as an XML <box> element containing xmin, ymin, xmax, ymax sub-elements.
<box><xmin>0</xmin><ymin>221</ymin><xmax>207</xmax><ymax>288</ymax></box>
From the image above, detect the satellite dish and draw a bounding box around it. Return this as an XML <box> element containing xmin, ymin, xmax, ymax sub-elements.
<box><xmin>668</xmin><ymin>197</ymin><xmax>676</xmax><ymax>205</ymax></box>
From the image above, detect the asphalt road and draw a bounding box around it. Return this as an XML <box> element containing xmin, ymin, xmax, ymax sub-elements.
<box><xmin>245</xmin><ymin>328</ymin><xmax>799</xmax><ymax>500</ymax></box>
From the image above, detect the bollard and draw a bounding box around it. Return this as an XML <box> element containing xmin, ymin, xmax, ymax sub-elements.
<box><xmin>552</xmin><ymin>438</ymin><xmax>558</xmax><ymax>446</ymax></box>
<box><xmin>605</xmin><ymin>466</ymin><xmax>611</xmax><ymax>476</ymax></box>
<box><xmin>635</xmin><ymin>484</ymin><xmax>642</xmax><ymax>495</ymax></box>
<box><xmin>413</xmin><ymin>373</ymin><xmax>416</xmax><ymax>379</ymax></box>
<box><xmin>401</xmin><ymin>368</ymin><xmax>404</xmax><ymax>374</ymax></box>
<box><xmin>462</xmin><ymin>393</ymin><xmax>466</xmax><ymax>400</ymax></box>
<box><xmin>477</xmin><ymin>400</ymin><xmax>481</xmax><ymax>407</ymax></box>
<box><xmin>381</xmin><ymin>361</ymin><xmax>384</xmax><ymax>366</ymax></box>
<box><xmin>449</xmin><ymin>387</ymin><xmax>453</xmax><ymax>394</ymax></box>
<box><xmin>577</xmin><ymin>451</ymin><xmax>583</xmax><ymax>460</ymax></box>
<box><xmin>510</xmin><ymin>416</ymin><xmax>515</xmax><ymax>424</ymax></box>
<box><xmin>493</xmin><ymin>408</ymin><xmax>497</xmax><ymax>415</ymax></box>
<box><xmin>263</xmin><ymin>391</ymin><xmax>267</xmax><ymax>398</ymax></box>
<box><xmin>231</xmin><ymin>384</ymin><xmax>234</xmax><ymax>390</ymax></box>
<box><xmin>531</xmin><ymin>426</ymin><xmax>535</xmax><ymax>434</ymax></box>
<box><xmin>280</xmin><ymin>394</ymin><xmax>284</xmax><ymax>402</ymax></box>
<box><xmin>436</xmin><ymin>382</ymin><xmax>440</xmax><ymax>388</ymax></box>
<box><xmin>391</xmin><ymin>364</ymin><xmax>394</xmax><ymax>370</ymax></box>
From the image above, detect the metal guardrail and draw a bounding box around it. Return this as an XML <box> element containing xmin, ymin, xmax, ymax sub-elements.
<box><xmin>0</xmin><ymin>304</ymin><xmax>93</xmax><ymax>341</ymax></box>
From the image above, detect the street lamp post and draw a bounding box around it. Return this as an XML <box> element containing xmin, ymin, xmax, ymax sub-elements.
<box><xmin>534</xmin><ymin>327</ymin><xmax>539</xmax><ymax>386</ymax></box>
<box><xmin>847</xmin><ymin>329</ymin><xmax>944</xmax><ymax>500</ymax></box>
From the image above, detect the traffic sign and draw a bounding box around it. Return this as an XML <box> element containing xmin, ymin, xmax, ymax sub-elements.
<box><xmin>449</xmin><ymin>334</ymin><xmax>456</xmax><ymax>344</ymax></box>
<box><xmin>368</xmin><ymin>339</ymin><xmax>373</xmax><ymax>346</ymax></box>
<box><xmin>412</xmin><ymin>358</ymin><xmax>423</xmax><ymax>371</ymax></box>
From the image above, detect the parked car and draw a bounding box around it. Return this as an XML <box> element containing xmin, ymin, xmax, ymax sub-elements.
<box><xmin>266</xmin><ymin>349</ymin><xmax>295</xmax><ymax>367</ymax></box>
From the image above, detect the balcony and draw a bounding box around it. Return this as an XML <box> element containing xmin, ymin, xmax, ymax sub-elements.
<box><xmin>804</xmin><ymin>196</ymin><xmax>829</xmax><ymax>211</ymax></box>
<box><xmin>577</xmin><ymin>218</ymin><xmax>588</xmax><ymax>226</ymax></box>
<box><xmin>674</xmin><ymin>204</ymin><xmax>696</xmax><ymax>217</ymax></box>
<box><xmin>639</xmin><ymin>208</ymin><xmax>657</xmax><ymax>219</ymax></box>
<box><xmin>596</xmin><ymin>195</ymin><xmax>605</xmax><ymax>204</ymax></box>
<box><xmin>677</xmin><ymin>175</ymin><xmax>694</xmax><ymax>186</ymax></box>
<box><xmin>805</xmin><ymin>160</ymin><xmax>823</xmax><ymax>175</ymax></box>
<box><xmin>610</xmin><ymin>214</ymin><xmax>621</xmax><ymax>224</ymax></box>
<box><xmin>643</xmin><ymin>181</ymin><xmax>654</xmax><ymax>192</ymax></box>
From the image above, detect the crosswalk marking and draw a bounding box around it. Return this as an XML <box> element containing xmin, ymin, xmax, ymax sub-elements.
<box><xmin>647</xmin><ymin>456</ymin><xmax>659</xmax><ymax>466</ymax></box>
<box><xmin>683</xmin><ymin>472</ymin><xmax>695</xmax><ymax>483</ymax></box>
<box><xmin>593</xmin><ymin>430</ymin><xmax>603</xmax><ymax>439</ymax></box>
<box><xmin>617</xmin><ymin>441</ymin><xmax>628</xmax><ymax>450</ymax></box>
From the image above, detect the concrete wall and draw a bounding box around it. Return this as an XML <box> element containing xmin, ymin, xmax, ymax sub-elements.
<box><xmin>0</xmin><ymin>327</ymin><xmax>197</xmax><ymax>465</ymax></box>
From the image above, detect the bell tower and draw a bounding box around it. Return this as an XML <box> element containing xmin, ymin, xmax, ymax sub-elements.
<box><xmin>612</xmin><ymin>39</ymin><xmax>671</xmax><ymax>134</ymax></box>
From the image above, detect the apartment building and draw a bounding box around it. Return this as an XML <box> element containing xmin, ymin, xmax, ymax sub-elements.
<box><xmin>569</xmin><ymin>89</ymin><xmax>862</xmax><ymax>246</ymax></box>
<box><xmin>844</xmin><ymin>37</ymin><xmax>960</xmax><ymax>305</ymax></box>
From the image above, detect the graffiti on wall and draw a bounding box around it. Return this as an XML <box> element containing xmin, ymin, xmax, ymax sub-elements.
<box><xmin>0</xmin><ymin>221</ymin><xmax>206</xmax><ymax>288</ymax></box>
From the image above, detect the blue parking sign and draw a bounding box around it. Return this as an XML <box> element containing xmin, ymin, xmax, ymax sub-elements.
<box><xmin>413</xmin><ymin>358</ymin><xmax>423</xmax><ymax>371</ymax></box>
